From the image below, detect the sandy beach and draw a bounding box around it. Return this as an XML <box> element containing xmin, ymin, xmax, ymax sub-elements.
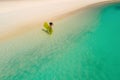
<box><xmin>0</xmin><ymin>0</ymin><xmax>111</xmax><ymax>41</ymax></box>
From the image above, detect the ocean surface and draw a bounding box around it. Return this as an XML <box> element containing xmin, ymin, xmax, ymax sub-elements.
<box><xmin>0</xmin><ymin>2</ymin><xmax>120</xmax><ymax>80</ymax></box>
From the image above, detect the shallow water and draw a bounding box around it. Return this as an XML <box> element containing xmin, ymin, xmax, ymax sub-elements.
<box><xmin>0</xmin><ymin>2</ymin><xmax>120</xmax><ymax>80</ymax></box>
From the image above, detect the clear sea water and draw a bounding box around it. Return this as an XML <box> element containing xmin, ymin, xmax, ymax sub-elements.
<box><xmin>0</xmin><ymin>2</ymin><xmax>120</xmax><ymax>80</ymax></box>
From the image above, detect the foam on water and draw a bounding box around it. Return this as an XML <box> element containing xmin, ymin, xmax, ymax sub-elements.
<box><xmin>0</xmin><ymin>2</ymin><xmax>120</xmax><ymax>80</ymax></box>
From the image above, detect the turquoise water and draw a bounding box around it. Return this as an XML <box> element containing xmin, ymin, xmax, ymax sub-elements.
<box><xmin>0</xmin><ymin>2</ymin><xmax>120</xmax><ymax>80</ymax></box>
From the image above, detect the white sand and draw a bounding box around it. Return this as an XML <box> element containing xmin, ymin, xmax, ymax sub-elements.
<box><xmin>0</xmin><ymin>0</ymin><xmax>109</xmax><ymax>39</ymax></box>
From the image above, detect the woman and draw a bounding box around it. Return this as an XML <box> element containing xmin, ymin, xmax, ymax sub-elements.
<box><xmin>48</xmin><ymin>22</ymin><xmax>53</xmax><ymax>35</ymax></box>
<box><xmin>43</xmin><ymin>22</ymin><xmax>53</xmax><ymax>35</ymax></box>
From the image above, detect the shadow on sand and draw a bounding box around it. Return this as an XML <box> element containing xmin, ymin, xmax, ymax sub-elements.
<box><xmin>42</xmin><ymin>29</ymin><xmax>49</xmax><ymax>35</ymax></box>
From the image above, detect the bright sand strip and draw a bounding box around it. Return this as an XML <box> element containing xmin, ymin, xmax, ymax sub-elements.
<box><xmin>0</xmin><ymin>0</ymin><xmax>110</xmax><ymax>41</ymax></box>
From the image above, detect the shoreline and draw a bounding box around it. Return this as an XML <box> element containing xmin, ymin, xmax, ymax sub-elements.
<box><xmin>0</xmin><ymin>0</ymin><xmax>119</xmax><ymax>42</ymax></box>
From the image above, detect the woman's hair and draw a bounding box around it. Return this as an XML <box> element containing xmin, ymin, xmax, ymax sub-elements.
<box><xmin>49</xmin><ymin>22</ymin><xmax>53</xmax><ymax>26</ymax></box>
